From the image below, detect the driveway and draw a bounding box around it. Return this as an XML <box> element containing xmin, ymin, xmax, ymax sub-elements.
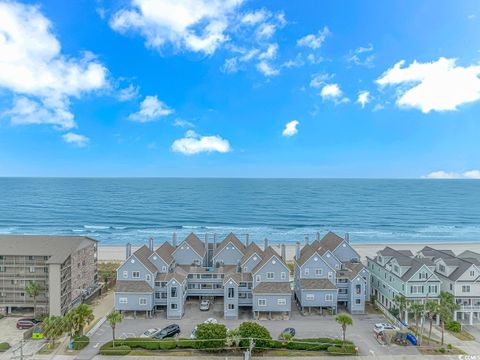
<box><xmin>80</xmin><ymin>298</ymin><xmax>420</xmax><ymax>359</ymax></box>
<box><xmin>0</xmin><ymin>317</ymin><xmax>45</xmax><ymax>360</ymax></box>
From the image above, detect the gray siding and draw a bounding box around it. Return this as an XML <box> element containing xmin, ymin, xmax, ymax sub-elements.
<box><xmin>299</xmin><ymin>255</ymin><xmax>335</xmax><ymax>282</ymax></box>
<box><xmin>166</xmin><ymin>280</ymin><xmax>186</xmax><ymax>319</ymax></box>
<box><xmin>253</xmin><ymin>256</ymin><xmax>289</xmax><ymax>287</ymax></box>
<box><xmin>323</xmin><ymin>251</ymin><xmax>341</xmax><ymax>270</ymax></box>
<box><xmin>332</xmin><ymin>242</ymin><xmax>360</xmax><ymax>262</ymax></box>
<box><xmin>253</xmin><ymin>293</ymin><xmax>291</xmax><ymax>312</ymax></box>
<box><xmin>115</xmin><ymin>292</ymin><xmax>153</xmax><ymax>311</ymax></box>
<box><xmin>242</xmin><ymin>254</ymin><xmax>261</xmax><ymax>273</ymax></box>
<box><xmin>224</xmin><ymin>281</ymin><xmax>239</xmax><ymax>319</ymax></box>
<box><xmin>214</xmin><ymin>243</ymin><xmax>244</xmax><ymax>266</ymax></box>
<box><xmin>172</xmin><ymin>243</ymin><xmax>203</xmax><ymax>265</ymax></box>
<box><xmin>117</xmin><ymin>255</ymin><xmax>155</xmax><ymax>288</ymax></box>
<box><xmin>148</xmin><ymin>254</ymin><xmax>170</xmax><ymax>273</ymax></box>
<box><xmin>348</xmin><ymin>275</ymin><xmax>366</xmax><ymax>314</ymax></box>
<box><xmin>299</xmin><ymin>289</ymin><xmax>338</xmax><ymax>307</ymax></box>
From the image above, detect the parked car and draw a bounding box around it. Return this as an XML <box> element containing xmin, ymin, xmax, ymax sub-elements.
<box><xmin>373</xmin><ymin>323</ymin><xmax>398</xmax><ymax>334</ymax></box>
<box><xmin>16</xmin><ymin>318</ymin><xmax>41</xmax><ymax>330</ymax></box>
<box><xmin>200</xmin><ymin>299</ymin><xmax>211</xmax><ymax>311</ymax></box>
<box><xmin>152</xmin><ymin>324</ymin><xmax>180</xmax><ymax>339</ymax></box>
<box><xmin>190</xmin><ymin>318</ymin><xmax>218</xmax><ymax>338</ymax></box>
<box><xmin>140</xmin><ymin>328</ymin><xmax>161</xmax><ymax>338</ymax></box>
<box><xmin>279</xmin><ymin>327</ymin><xmax>296</xmax><ymax>339</ymax></box>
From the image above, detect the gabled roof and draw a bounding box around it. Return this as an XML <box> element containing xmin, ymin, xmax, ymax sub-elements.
<box><xmin>240</xmin><ymin>242</ymin><xmax>263</xmax><ymax>265</ymax></box>
<box><xmin>156</xmin><ymin>267</ymin><xmax>188</xmax><ymax>284</ymax></box>
<box><xmin>251</xmin><ymin>246</ymin><xmax>287</xmax><ymax>274</ymax></box>
<box><xmin>154</xmin><ymin>241</ymin><xmax>175</xmax><ymax>264</ymax></box>
<box><xmin>253</xmin><ymin>281</ymin><xmax>291</xmax><ymax>294</ymax></box>
<box><xmin>116</xmin><ymin>280</ymin><xmax>153</xmax><ymax>293</ymax></box>
<box><xmin>379</xmin><ymin>247</ymin><xmax>413</xmax><ymax>258</ymax></box>
<box><xmin>133</xmin><ymin>245</ymin><xmax>158</xmax><ymax>274</ymax></box>
<box><xmin>213</xmin><ymin>233</ymin><xmax>246</xmax><ymax>257</ymax></box>
<box><xmin>337</xmin><ymin>262</ymin><xmax>367</xmax><ymax>280</ymax></box>
<box><xmin>223</xmin><ymin>271</ymin><xmax>253</xmax><ymax>285</ymax></box>
<box><xmin>458</xmin><ymin>250</ymin><xmax>480</xmax><ymax>265</ymax></box>
<box><xmin>177</xmin><ymin>233</ymin><xmax>206</xmax><ymax>257</ymax></box>
<box><xmin>419</xmin><ymin>246</ymin><xmax>478</xmax><ymax>281</ymax></box>
<box><xmin>318</xmin><ymin>231</ymin><xmax>345</xmax><ymax>252</ymax></box>
<box><xmin>296</xmin><ymin>244</ymin><xmax>323</xmax><ymax>267</ymax></box>
<box><xmin>299</xmin><ymin>278</ymin><xmax>336</xmax><ymax>290</ymax></box>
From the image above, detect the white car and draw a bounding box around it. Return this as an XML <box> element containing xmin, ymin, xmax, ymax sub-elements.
<box><xmin>200</xmin><ymin>299</ymin><xmax>211</xmax><ymax>311</ymax></box>
<box><xmin>373</xmin><ymin>323</ymin><xmax>398</xmax><ymax>334</ymax></box>
<box><xmin>140</xmin><ymin>328</ymin><xmax>160</xmax><ymax>338</ymax></box>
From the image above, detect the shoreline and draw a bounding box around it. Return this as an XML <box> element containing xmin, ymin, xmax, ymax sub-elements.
<box><xmin>97</xmin><ymin>241</ymin><xmax>479</xmax><ymax>262</ymax></box>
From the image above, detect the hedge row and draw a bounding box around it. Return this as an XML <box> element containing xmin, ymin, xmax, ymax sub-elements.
<box><xmin>285</xmin><ymin>338</ymin><xmax>354</xmax><ymax>351</ymax></box>
<box><xmin>72</xmin><ymin>335</ymin><xmax>89</xmax><ymax>350</ymax></box>
<box><xmin>327</xmin><ymin>345</ymin><xmax>357</xmax><ymax>355</ymax></box>
<box><xmin>0</xmin><ymin>342</ymin><xmax>11</xmax><ymax>352</ymax></box>
<box><xmin>446</xmin><ymin>321</ymin><xmax>461</xmax><ymax>333</ymax></box>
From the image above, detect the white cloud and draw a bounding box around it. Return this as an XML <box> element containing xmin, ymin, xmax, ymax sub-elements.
<box><xmin>256</xmin><ymin>61</ymin><xmax>279</xmax><ymax>76</ymax></box>
<box><xmin>173</xmin><ymin>118</ymin><xmax>194</xmax><ymax>128</ymax></box>
<box><xmin>241</xmin><ymin>9</ymin><xmax>267</xmax><ymax>25</ymax></box>
<box><xmin>357</xmin><ymin>91</ymin><xmax>370</xmax><ymax>108</ymax></box>
<box><xmin>62</xmin><ymin>132</ymin><xmax>90</xmax><ymax>147</ymax></box>
<box><xmin>373</xmin><ymin>103</ymin><xmax>385</xmax><ymax>112</ymax></box>
<box><xmin>129</xmin><ymin>95</ymin><xmax>174</xmax><ymax>122</ymax></box>
<box><xmin>256</xmin><ymin>23</ymin><xmax>276</xmax><ymax>39</ymax></box>
<box><xmin>118</xmin><ymin>84</ymin><xmax>140</xmax><ymax>101</ymax></box>
<box><xmin>310</xmin><ymin>73</ymin><xmax>334</xmax><ymax>88</ymax></box>
<box><xmin>297</xmin><ymin>26</ymin><xmax>330</xmax><ymax>49</ymax></box>
<box><xmin>258</xmin><ymin>43</ymin><xmax>278</xmax><ymax>60</ymax></box>
<box><xmin>109</xmin><ymin>0</ymin><xmax>243</xmax><ymax>55</ymax></box>
<box><xmin>377</xmin><ymin>57</ymin><xmax>480</xmax><ymax>113</ymax></box>
<box><xmin>346</xmin><ymin>44</ymin><xmax>375</xmax><ymax>68</ymax></box>
<box><xmin>320</xmin><ymin>83</ymin><xmax>349</xmax><ymax>104</ymax></box>
<box><xmin>282</xmin><ymin>120</ymin><xmax>299</xmax><ymax>137</ymax></box>
<box><xmin>171</xmin><ymin>130</ymin><xmax>231</xmax><ymax>155</ymax></box>
<box><xmin>0</xmin><ymin>2</ymin><xmax>108</xmax><ymax>130</ymax></box>
<box><xmin>423</xmin><ymin>170</ymin><xmax>480</xmax><ymax>179</ymax></box>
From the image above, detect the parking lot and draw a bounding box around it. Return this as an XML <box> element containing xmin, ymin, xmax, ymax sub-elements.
<box><xmin>81</xmin><ymin>298</ymin><xmax>420</xmax><ymax>357</ymax></box>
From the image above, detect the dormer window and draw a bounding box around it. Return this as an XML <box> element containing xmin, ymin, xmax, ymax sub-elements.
<box><xmin>438</xmin><ymin>264</ymin><xmax>446</xmax><ymax>272</ymax></box>
<box><xmin>470</xmin><ymin>270</ymin><xmax>475</xmax><ymax>277</ymax></box>
<box><xmin>393</xmin><ymin>265</ymin><xmax>400</xmax><ymax>274</ymax></box>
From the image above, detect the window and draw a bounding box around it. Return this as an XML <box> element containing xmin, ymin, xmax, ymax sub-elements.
<box><xmin>162</xmin><ymin>266</ymin><xmax>167</xmax><ymax>272</ymax></box>
<box><xmin>438</xmin><ymin>264</ymin><xmax>446</xmax><ymax>272</ymax></box>
<box><xmin>267</xmin><ymin>272</ymin><xmax>274</xmax><ymax>280</ymax></box>
<box><xmin>0</xmin><ymin>266</ymin><xmax>4</xmax><ymax>272</ymax></box>
<box><xmin>132</xmin><ymin>271</ymin><xmax>140</xmax><ymax>278</ymax></box>
<box><xmin>393</xmin><ymin>265</ymin><xmax>400</xmax><ymax>273</ymax></box>
<box><xmin>339</xmin><ymin>288</ymin><xmax>348</xmax><ymax>294</ymax></box>
<box><xmin>429</xmin><ymin>285</ymin><xmax>438</xmax><ymax>294</ymax></box>
<box><xmin>28</xmin><ymin>256</ymin><xmax>34</xmax><ymax>261</ymax></box>
<box><xmin>228</xmin><ymin>304</ymin><xmax>235</xmax><ymax>310</ymax></box>
<box><xmin>146</xmin><ymin>274</ymin><xmax>151</xmax><ymax>281</ymax></box>
<box><xmin>228</xmin><ymin>287</ymin><xmax>235</xmax><ymax>298</ymax></box>
<box><xmin>325</xmin><ymin>294</ymin><xmax>333</xmax><ymax>301</ymax></box>
<box><xmin>244</xmin><ymin>267</ymin><xmax>248</xmax><ymax>272</ymax></box>
<box><xmin>277</xmin><ymin>298</ymin><xmax>286</xmax><ymax>305</ymax></box>
<box><xmin>20</xmin><ymin>292</ymin><xmax>24</xmax><ymax>297</ymax></box>
<box><xmin>155</xmin><ymin>292</ymin><xmax>161</xmax><ymax>299</ymax></box>
<box><xmin>410</xmin><ymin>285</ymin><xmax>424</xmax><ymax>294</ymax></box>
<box><xmin>170</xmin><ymin>303</ymin><xmax>178</xmax><ymax>309</ymax></box>
<box><xmin>328</xmin><ymin>271</ymin><xmax>333</xmax><ymax>279</ymax></box>
<box><xmin>256</xmin><ymin>275</ymin><xmax>261</xmax><ymax>282</ymax></box>
<box><xmin>470</xmin><ymin>270</ymin><xmax>475</xmax><ymax>277</ymax></box>
<box><xmin>258</xmin><ymin>299</ymin><xmax>266</xmax><ymax>306</ymax></box>
<box><xmin>155</xmin><ymin>281</ymin><xmax>161</xmax><ymax>287</ymax></box>
<box><xmin>355</xmin><ymin>299</ymin><xmax>361</xmax><ymax>304</ymax></box>
<box><xmin>355</xmin><ymin>284</ymin><xmax>362</xmax><ymax>294</ymax></box>
<box><xmin>304</xmin><ymin>268</ymin><xmax>310</xmax><ymax>276</ymax></box>
<box><xmin>450</xmin><ymin>283</ymin><xmax>453</xmax><ymax>291</ymax></box>
<box><xmin>315</xmin><ymin>268</ymin><xmax>323</xmax><ymax>276</ymax></box>
<box><xmin>119</xmin><ymin>297</ymin><xmax>128</xmax><ymax>304</ymax></box>
<box><xmin>306</xmin><ymin>294</ymin><xmax>314</xmax><ymax>301</ymax></box>
<box><xmin>171</xmin><ymin>287</ymin><xmax>177</xmax><ymax>297</ymax></box>
<box><xmin>29</xmin><ymin>266</ymin><xmax>35</xmax><ymax>273</ymax></box>
<box><xmin>139</xmin><ymin>297</ymin><xmax>147</xmax><ymax>305</ymax></box>
<box><xmin>281</xmin><ymin>272</ymin><xmax>286</xmax><ymax>280</ymax></box>
<box><xmin>462</xmin><ymin>285</ymin><xmax>471</xmax><ymax>293</ymax></box>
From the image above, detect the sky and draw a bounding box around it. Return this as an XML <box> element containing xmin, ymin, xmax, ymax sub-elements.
<box><xmin>0</xmin><ymin>0</ymin><xmax>480</xmax><ymax>178</ymax></box>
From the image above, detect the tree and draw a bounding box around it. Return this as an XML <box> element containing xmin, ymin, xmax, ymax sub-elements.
<box><xmin>409</xmin><ymin>302</ymin><xmax>424</xmax><ymax>336</ymax></box>
<box><xmin>195</xmin><ymin>323</ymin><xmax>228</xmax><ymax>351</ymax></box>
<box><xmin>24</xmin><ymin>281</ymin><xmax>41</xmax><ymax>317</ymax></box>
<box><xmin>393</xmin><ymin>294</ymin><xmax>408</xmax><ymax>322</ymax></box>
<box><xmin>425</xmin><ymin>300</ymin><xmax>439</xmax><ymax>343</ymax></box>
<box><xmin>106</xmin><ymin>310</ymin><xmax>123</xmax><ymax>347</ymax></box>
<box><xmin>238</xmin><ymin>321</ymin><xmax>272</xmax><ymax>349</ymax></box>
<box><xmin>438</xmin><ymin>292</ymin><xmax>460</xmax><ymax>345</ymax></box>
<box><xmin>335</xmin><ymin>313</ymin><xmax>353</xmax><ymax>345</ymax></box>
<box><xmin>41</xmin><ymin>316</ymin><xmax>68</xmax><ymax>347</ymax></box>
<box><xmin>66</xmin><ymin>304</ymin><xmax>94</xmax><ymax>337</ymax></box>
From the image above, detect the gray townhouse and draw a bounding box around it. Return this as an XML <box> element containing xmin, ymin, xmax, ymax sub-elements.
<box><xmin>293</xmin><ymin>231</ymin><xmax>369</xmax><ymax>315</ymax></box>
<box><xmin>417</xmin><ymin>247</ymin><xmax>480</xmax><ymax>325</ymax></box>
<box><xmin>0</xmin><ymin>235</ymin><xmax>98</xmax><ymax>316</ymax></box>
<box><xmin>114</xmin><ymin>233</ymin><xmax>292</xmax><ymax>320</ymax></box>
<box><xmin>367</xmin><ymin>247</ymin><xmax>442</xmax><ymax>324</ymax></box>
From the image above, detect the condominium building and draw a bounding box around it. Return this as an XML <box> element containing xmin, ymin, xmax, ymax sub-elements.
<box><xmin>0</xmin><ymin>235</ymin><xmax>98</xmax><ymax>316</ymax></box>
<box><xmin>293</xmin><ymin>231</ymin><xmax>369</xmax><ymax>315</ymax></box>
<box><xmin>114</xmin><ymin>233</ymin><xmax>292</xmax><ymax>320</ymax></box>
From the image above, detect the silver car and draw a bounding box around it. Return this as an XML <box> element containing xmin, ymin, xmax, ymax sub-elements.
<box><xmin>200</xmin><ymin>299</ymin><xmax>211</xmax><ymax>311</ymax></box>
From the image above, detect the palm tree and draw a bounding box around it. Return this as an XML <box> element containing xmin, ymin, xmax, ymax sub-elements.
<box><xmin>393</xmin><ymin>294</ymin><xmax>408</xmax><ymax>322</ymax></box>
<box><xmin>438</xmin><ymin>291</ymin><xmax>460</xmax><ymax>345</ymax></box>
<box><xmin>409</xmin><ymin>302</ymin><xmax>424</xmax><ymax>336</ymax></box>
<box><xmin>66</xmin><ymin>304</ymin><xmax>94</xmax><ymax>337</ymax></box>
<box><xmin>335</xmin><ymin>313</ymin><xmax>353</xmax><ymax>345</ymax></box>
<box><xmin>41</xmin><ymin>316</ymin><xmax>68</xmax><ymax>348</ymax></box>
<box><xmin>425</xmin><ymin>300</ymin><xmax>439</xmax><ymax>344</ymax></box>
<box><xmin>24</xmin><ymin>281</ymin><xmax>41</xmax><ymax>317</ymax></box>
<box><xmin>106</xmin><ymin>310</ymin><xmax>123</xmax><ymax>347</ymax></box>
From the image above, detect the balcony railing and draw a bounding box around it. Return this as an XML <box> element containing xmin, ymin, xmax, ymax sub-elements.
<box><xmin>459</xmin><ymin>305</ymin><xmax>480</xmax><ymax>311</ymax></box>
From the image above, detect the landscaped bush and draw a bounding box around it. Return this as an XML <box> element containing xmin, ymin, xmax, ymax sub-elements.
<box><xmin>195</xmin><ymin>323</ymin><xmax>227</xmax><ymax>351</ymax></box>
<box><xmin>159</xmin><ymin>339</ymin><xmax>177</xmax><ymax>350</ymax></box>
<box><xmin>72</xmin><ymin>335</ymin><xmax>89</xmax><ymax>350</ymax></box>
<box><xmin>286</xmin><ymin>338</ymin><xmax>353</xmax><ymax>351</ymax></box>
<box><xmin>176</xmin><ymin>338</ymin><xmax>197</xmax><ymax>349</ymax></box>
<box><xmin>238</xmin><ymin>322</ymin><xmax>272</xmax><ymax>349</ymax></box>
<box><xmin>327</xmin><ymin>345</ymin><xmax>357</xmax><ymax>355</ymax></box>
<box><xmin>99</xmin><ymin>341</ymin><xmax>130</xmax><ymax>356</ymax></box>
<box><xmin>267</xmin><ymin>339</ymin><xmax>283</xmax><ymax>348</ymax></box>
<box><xmin>389</xmin><ymin>307</ymin><xmax>400</xmax><ymax>318</ymax></box>
<box><xmin>446</xmin><ymin>321</ymin><xmax>461</xmax><ymax>332</ymax></box>
<box><xmin>0</xmin><ymin>342</ymin><xmax>10</xmax><ymax>352</ymax></box>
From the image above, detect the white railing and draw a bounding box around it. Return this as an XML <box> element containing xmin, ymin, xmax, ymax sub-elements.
<box><xmin>458</xmin><ymin>305</ymin><xmax>480</xmax><ymax>311</ymax></box>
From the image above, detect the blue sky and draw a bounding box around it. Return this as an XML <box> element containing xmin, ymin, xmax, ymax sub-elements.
<box><xmin>1</xmin><ymin>0</ymin><xmax>480</xmax><ymax>178</ymax></box>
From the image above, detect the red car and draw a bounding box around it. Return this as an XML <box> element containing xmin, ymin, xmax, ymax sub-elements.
<box><xmin>16</xmin><ymin>318</ymin><xmax>41</xmax><ymax>330</ymax></box>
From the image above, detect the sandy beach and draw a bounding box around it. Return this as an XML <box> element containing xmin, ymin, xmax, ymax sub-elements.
<box><xmin>98</xmin><ymin>242</ymin><xmax>479</xmax><ymax>263</ymax></box>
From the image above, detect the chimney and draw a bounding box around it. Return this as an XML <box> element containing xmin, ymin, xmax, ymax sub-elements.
<box><xmin>316</xmin><ymin>232</ymin><xmax>320</xmax><ymax>241</ymax></box>
<box><xmin>345</xmin><ymin>232</ymin><xmax>350</xmax><ymax>243</ymax></box>
<box><xmin>264</xmin><ymin>238</ymin><xmax>268</xmax><ymax>250</ymax></box>
<box><xmin>214</xmin><ymin>233</ymin><xmax>218</xmax><ymax>249</ymax></box>
<box><xmin>281</xmin><ymin>244</ymin><xmax>286</xmax><ymax>261</ymax></box>
<box><xmin>126</xmin><ymin>243</ymin><xmax>132</xmax><ymax>259</ymax></box>
<box><xmin>172</xmin><ymin>232</ymin><xmax>177</xmax><ymax>247</ymax></box>
<box><xmin>149</xmin><ymin>237</ymin><xmax>154</xmax><ymax>251</ymax></box>
<box><xmin>295</xmin><ymin>241</ymin><xmax>300</xmax><ymax>261</ymax></box>
<box><xmin>245</xmin><ymin>234</ymin><xmax>250</xmax><ymax>247</ymax></box>
<box><xmin>204</xmin><ymin>233</ymin><xmax>209</xmax><ymax>266</ymax></box>
<box><xmin>304</xmin><ymin>236</ymin><xmax>309</xmax><ymax>246</ymax></box>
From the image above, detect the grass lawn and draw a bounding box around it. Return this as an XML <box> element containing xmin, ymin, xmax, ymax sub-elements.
<box><xmin>448</xmin><ymin>330</ymin><xmax>475</xmax><ymax>341</ymax></box>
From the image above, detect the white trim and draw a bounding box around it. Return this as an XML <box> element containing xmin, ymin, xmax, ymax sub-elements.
<box><xmin>241</xmin><ymin>252</ymin><xmax>261</xmax><ymax>267</ymax></box>
<box><xmin>258</xmin><ymin>298</ymin><xmax>267</xmax><ymax>306</ymax></box>
<box><xmin>212</xmin><ymin>241</ymin><xmax>241</xmax><ymax>260</ymax></box>
<box><xmin>277</xmin><ymin>298</ymin><xmax>287</xmax><ymax>305</ymax></box>
<box><xmin>139</xmin><ymin>297</ymin><xmax>147</xmax><ymax>305</ymax></box>
<box><xmin>252</xmin><ymin>255</ymin><xmax>289</xmax><ymax>276</ymax></box>
<box><xmin>119</xmin><ymin>297</ymin><xmax>128</xmax><ymax>304</ymax></box>
<box><xmin>171</xmin><ymin>239</ymin><xmax>204</xmax><ymax>260</ymax></box>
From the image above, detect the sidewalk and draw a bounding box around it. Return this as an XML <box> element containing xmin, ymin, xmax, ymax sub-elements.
<box><xmin>420</xmin><ymin>321</ymin><xmax>480</xmax><ymax>355</ymax></box>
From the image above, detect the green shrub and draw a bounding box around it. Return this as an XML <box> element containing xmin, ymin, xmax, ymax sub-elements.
<box><xmin>72</xmin><ymin>335</ymin><xmax>89</xmax><ymax>350</ymax></box>
<box><xmin>389</xmin><ymin>307</ymin><xmax>400</xmax><ymax>318</ymax></box>
<box><xmin>176</xmin><ymin>338</ymin><xmax>197</xmax><ymax>349</ymax></box>
<box><xmin>238</xmin><ymin>322</ymin><xmax>272</xmax><ymax>349</ymax></box>
<box><xmin>268</xmin><ymin>340</ymin><xmax>284</xmax><ymax>349</ymax></box>
<box><xmin>286</xmin><ymin>338</ymin><xmax>353</xmax><ymax>351</ymax></box>
<box><xmin>447</xmin><ymin>343</ymin><xmax>453</xmax><ymax>350</ymax></box>
<box><xmin>99</xmin><ymin>342</ymin><xmax>130</xmax><ymax>356</ymax></box>
<box><xmin>0</xmin><ymin>342</ymin><xmax>10</xmax><ymax>352</ymax></box>
<box><xmin>195</xmin><ymin>323</ymin><xmax>227</xmax><ymax>351</ymax></box>
<box><xmin>327</xmin><ymin>345</ymin><xmax>356</xmax><ymax>355</ymax></box>
<box><xmin>121</xmin><ymin>338</ymin><xmax>159</xmax><ymax>350</ymax></box>
<box><xmin>446</xmin><ymin>321</ymin><xmax>461</xmax><ymax>332</ymax></box>
<box><xmin>439</xmin><ymin>347</ymin><xmax>446</xmax><ymax>353</ymax></box>
<box><xmin>159</xmin><ymin>339</ymin><xmax>176</xmax><ymax>350</ymax></box>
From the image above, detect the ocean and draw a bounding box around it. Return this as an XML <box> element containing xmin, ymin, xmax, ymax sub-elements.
<box><xmin>0</xmin><ymin>178</ymin><xmax>479</xmax><ymax>246</ymax></box>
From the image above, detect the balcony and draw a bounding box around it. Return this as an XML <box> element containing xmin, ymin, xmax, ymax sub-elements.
<box><xmin>459</xmin><ymin>305</ymin><xmax>480</xmax><ymax>311</ymax></box>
